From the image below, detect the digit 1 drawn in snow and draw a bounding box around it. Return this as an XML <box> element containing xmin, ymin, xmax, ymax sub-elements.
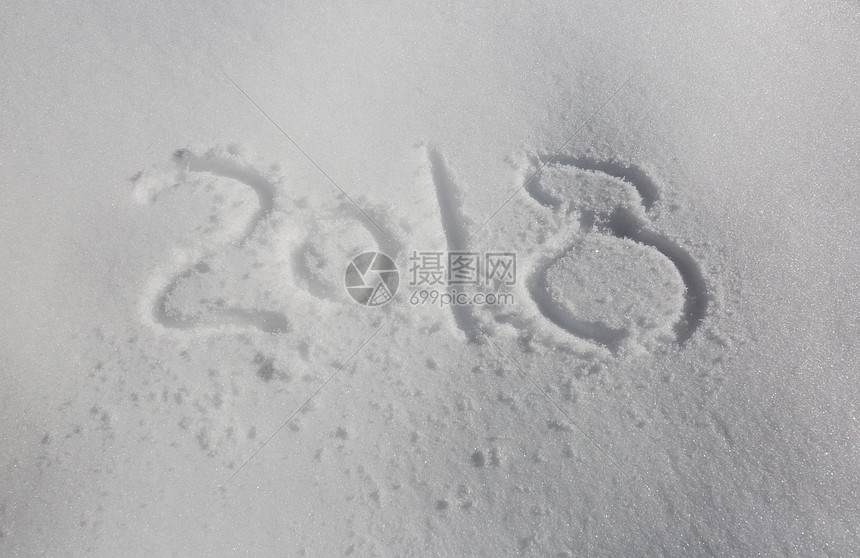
<box><xmin>427</xmin><ymin>148</ymin><xmax>481</xmax><ymax>342</ymax></box>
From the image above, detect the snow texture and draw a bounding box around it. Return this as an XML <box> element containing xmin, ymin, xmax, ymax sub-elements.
<box><xmin>1</xmin><ymin>1</ymin><xmax>858</xmax><ymax>556</ymax></box>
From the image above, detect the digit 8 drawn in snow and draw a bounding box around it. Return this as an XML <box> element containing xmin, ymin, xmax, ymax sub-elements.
<box><xmin>425</xmin><ymin>145</ymin><xmax>707</xmax><ymax>353</ymax></box>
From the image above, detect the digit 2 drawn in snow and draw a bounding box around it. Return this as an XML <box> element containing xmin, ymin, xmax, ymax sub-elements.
<box><xmin>135</xmin><ymin>148</ymin><xmax>291</xmax><ymax>335</ymax></box>
<box><xmin>132</xmin><ymin>146</ymin><xmax>397</xmax><ymax>337</ymax></box>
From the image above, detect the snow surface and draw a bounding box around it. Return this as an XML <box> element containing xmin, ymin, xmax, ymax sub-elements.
<box><xmin>1</xmin><ymin>1</ymin><xmax>858</xmax><ymax>556</ymax></box>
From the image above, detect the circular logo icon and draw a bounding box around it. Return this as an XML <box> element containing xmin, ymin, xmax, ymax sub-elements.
<box><xmin>345</xmin><ymin>252</ymin><xmax>399</xmax><ymax>306</ymax></box>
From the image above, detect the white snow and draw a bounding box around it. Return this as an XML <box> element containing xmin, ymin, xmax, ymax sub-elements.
<box><xmin>1</xmin><ymin>1</ymin><xmax>858</xmax><ymax>556</ymax></box>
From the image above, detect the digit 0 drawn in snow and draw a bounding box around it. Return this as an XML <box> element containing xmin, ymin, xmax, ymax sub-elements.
<box><xmin>523</xmin><ymin>154</ymin><xmax>708</xmax><ymax>350</ymax></box>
